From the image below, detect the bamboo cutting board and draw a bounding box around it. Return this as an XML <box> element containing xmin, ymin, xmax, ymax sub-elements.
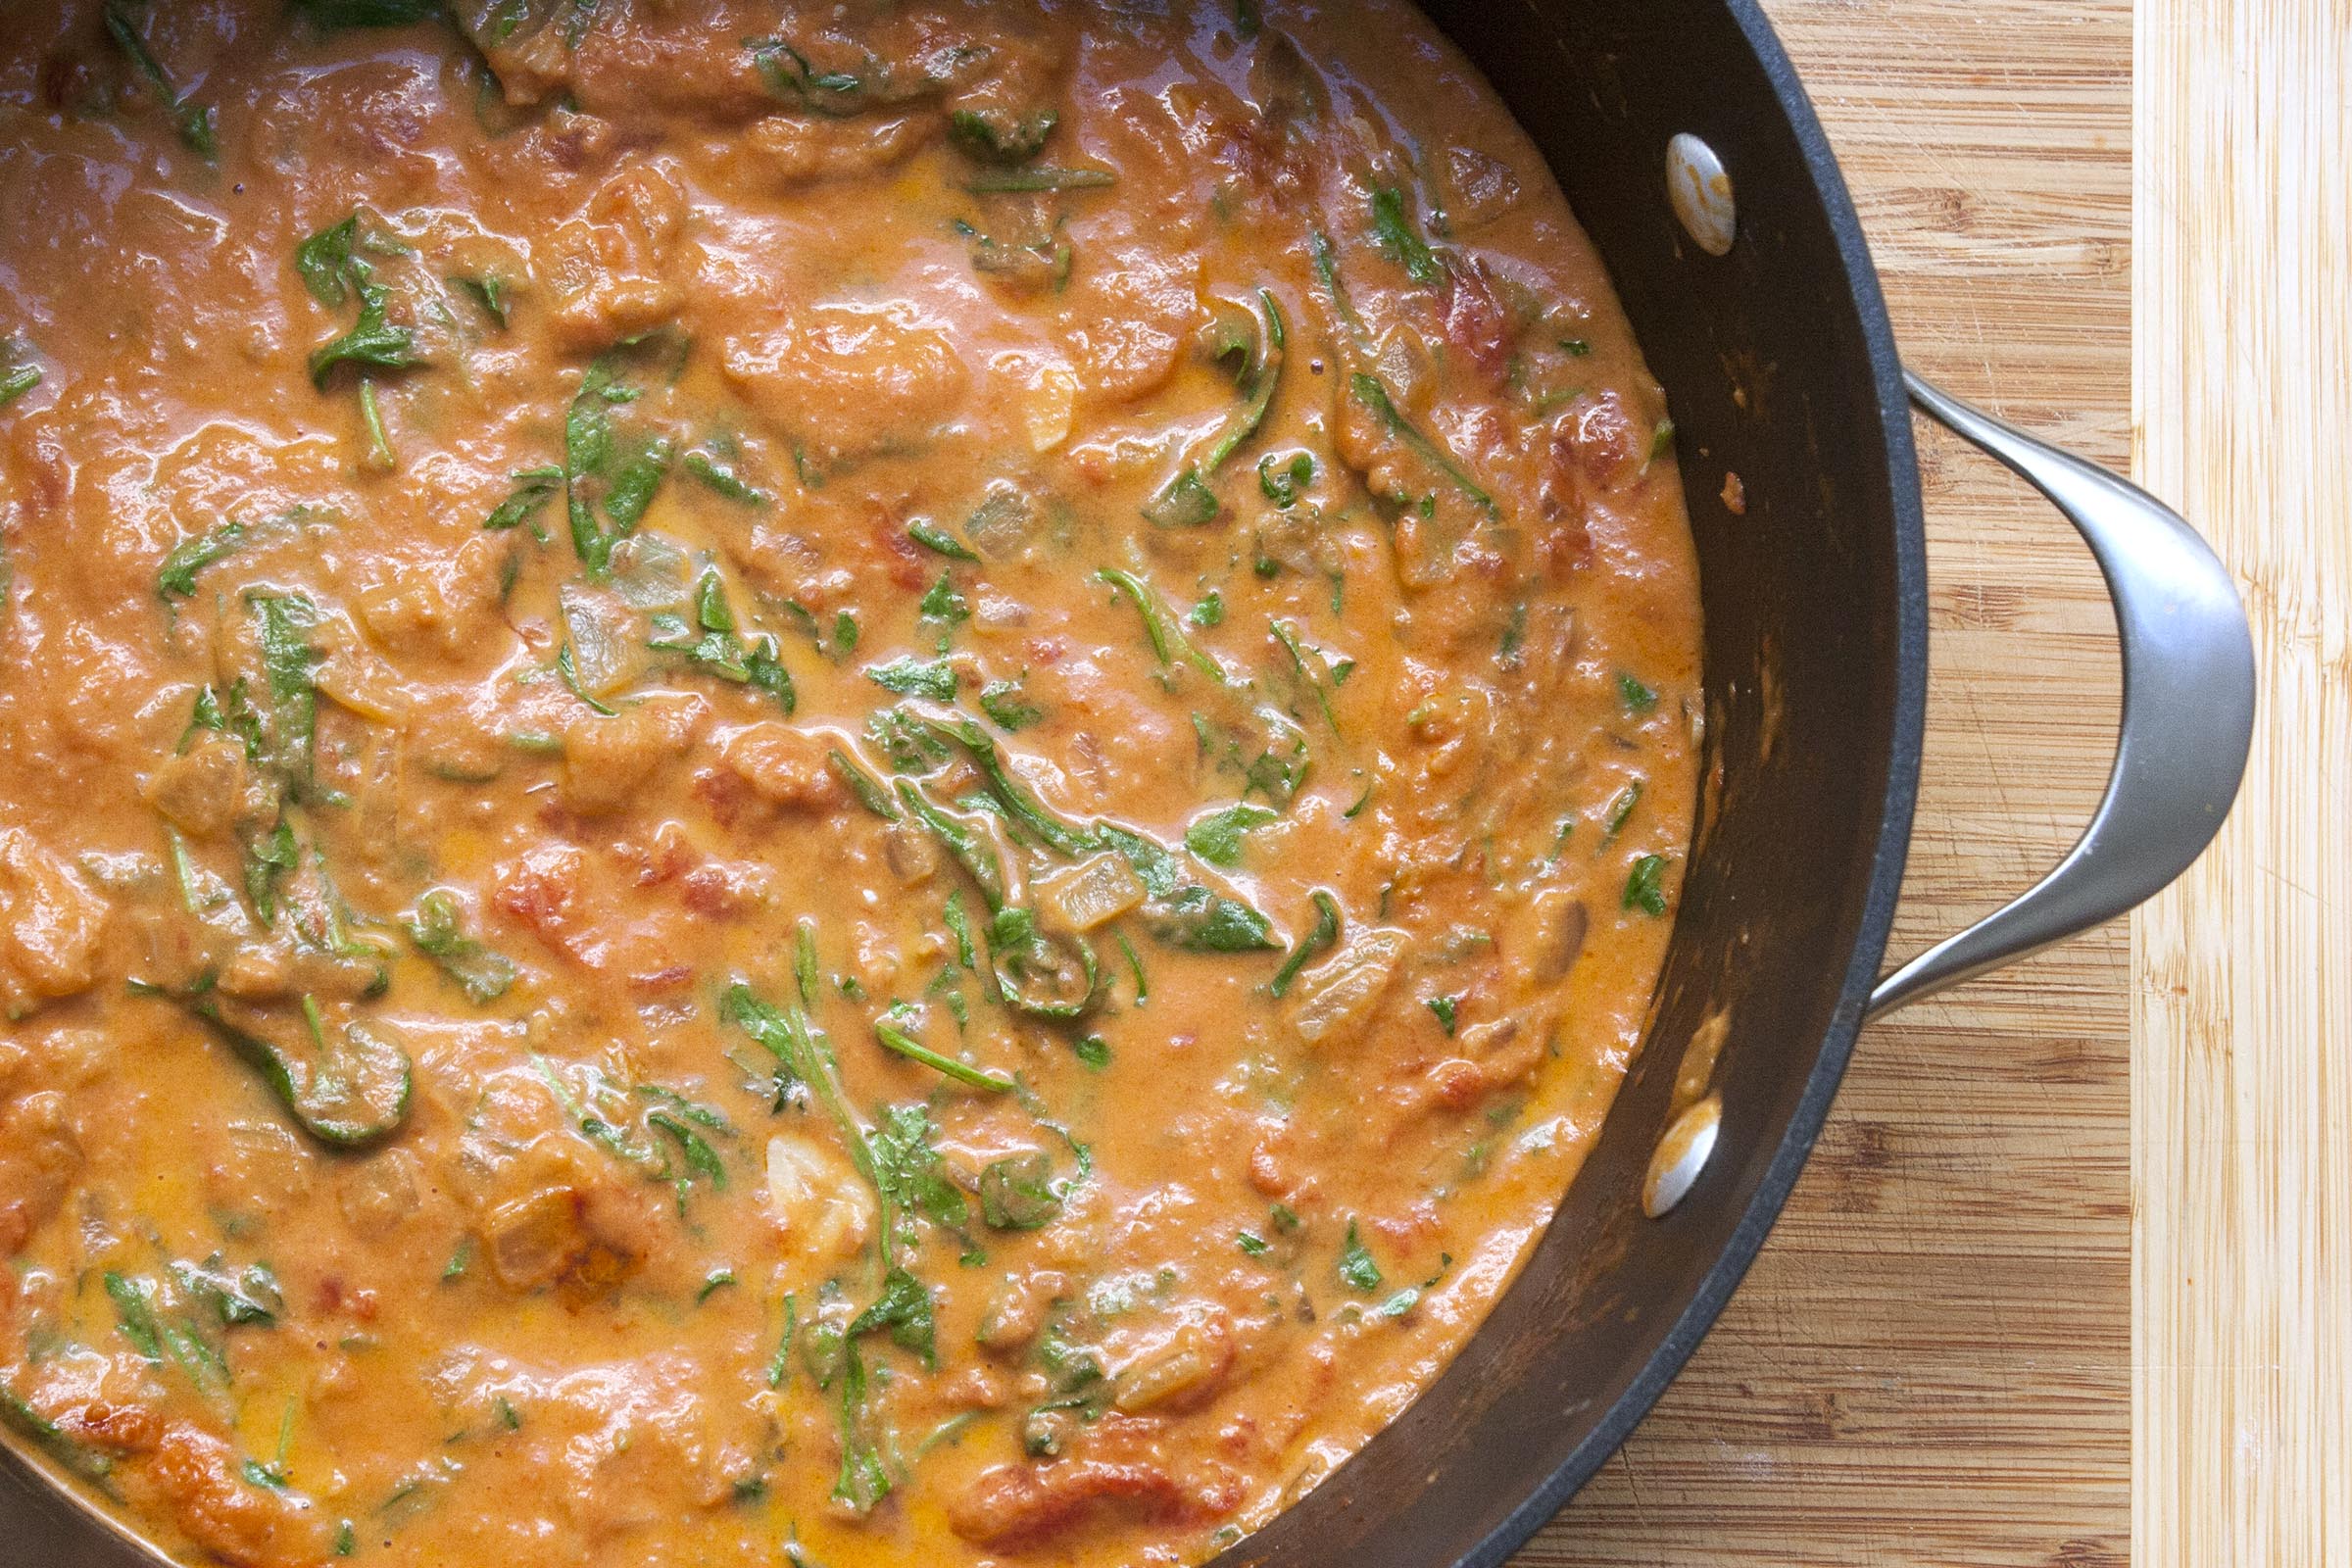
<box><xmin>2133</xmin><ymin>0</ymin><xmax>2350</xmax><ymax>1562</ymax></box>
<box><xmin>1519</xmin><ymin>0</ymin><xmax>2137</xmax><ymax>1561</ymax></box>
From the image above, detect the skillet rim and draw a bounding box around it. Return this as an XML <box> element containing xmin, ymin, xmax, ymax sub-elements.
<box><xmin>0</xmin><ymin>1</ymin><xmax>1928</xmax><ymax>1562</ymax></box>
<box><xmin>1435</xmin><ymin>0</ymin><xmax>1930</xmax><ymax>1560</ymax></box>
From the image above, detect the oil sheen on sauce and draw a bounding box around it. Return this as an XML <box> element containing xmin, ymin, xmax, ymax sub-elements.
<box><xmin>0</xmin><ymin>2</ymin><xmax>1702</xmax><ymax>1564</ymax></box>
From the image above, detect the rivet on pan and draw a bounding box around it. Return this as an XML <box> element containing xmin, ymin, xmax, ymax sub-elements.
<box><xmin>1667</xmin><ymin>132</ymin><xmax>1736</xmax><ymax>257</ymax></box>
<box><xmin>1642</xmin><ymin>1094</ymin><xmax>1721</xmax><ymax>1219</ymax></box>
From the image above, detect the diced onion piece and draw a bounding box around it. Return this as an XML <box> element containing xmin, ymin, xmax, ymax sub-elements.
<box><xmin>485</xmin><ymin>1186</ymin><xmax>583</xmax><ymax>1292</ymax></box>
<box><xmin>1042</xmin><ymin>853</ymin><xmax>1146</xmax><ymax>933</ymax></box>
<box><xmin>315</xmin><ymin>652</ymin><xmax>409</xmax><ymax>722</ymax></box>
<box><xmin>765</xmin><ymin>1133</ymin><xmax>872</xmax><ymax>1260</ymax></box>
<box><xmin>560</xmin><ymin>585</ymin><xmax>639</xmax><ymax>697</ymax></box>
<box><xmin>1290</xmin><ymin>928</ymin><xmax>1410</xmax><ymax>1044</ymax></box>
<box><xmin>1112</xmin><ymin>1320</ymin><xmax>1231</xmax><ymax>1413</ymax></box>
<box><xmin>1025</xmin><ymin>366</ymin><xmax>1078</xmax><ymax>452</ymax></box>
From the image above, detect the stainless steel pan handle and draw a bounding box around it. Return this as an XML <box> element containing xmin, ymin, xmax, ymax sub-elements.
<box><xmin>1864</xmin><ymin>371</ymin><xmax>2256</xmax><ymax>1020</ymax></box>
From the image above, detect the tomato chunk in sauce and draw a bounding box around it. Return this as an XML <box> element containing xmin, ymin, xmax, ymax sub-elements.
<box><xmin>0</xmin><ymin>1</ymin><xmax>1701</xmax><ymax>1563</ymax></box>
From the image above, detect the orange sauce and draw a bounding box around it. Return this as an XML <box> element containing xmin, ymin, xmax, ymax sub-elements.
<box><xmin>0</xmin><ymin>3</ymin><xmax>1701</xmax><ymax>1563</ymax></box>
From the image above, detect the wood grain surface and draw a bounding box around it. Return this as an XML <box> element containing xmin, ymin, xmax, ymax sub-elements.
<box><xmin>1518</xmin><ymin>0</ymin><xmax>2135</xmax><ymax>1561</ymax></box>
<box><xmin>2133</xmin><ymin>0</ymin><xmax>2351</xmax><ymax>1562</ymax></box>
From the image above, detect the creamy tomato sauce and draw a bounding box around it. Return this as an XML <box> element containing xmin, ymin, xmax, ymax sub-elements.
<box><xmin>0</xmin><ymin>2</ymin><xmax>1702</xmax><ymax>1564</ymax></box>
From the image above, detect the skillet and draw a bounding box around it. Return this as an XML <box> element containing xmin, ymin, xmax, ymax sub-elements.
<box><xmin>0</xmin><ymin>0</ymin><xmax>2254</xmax><ymax>1563</ymax></box>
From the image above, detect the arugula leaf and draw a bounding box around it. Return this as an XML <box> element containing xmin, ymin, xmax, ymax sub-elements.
<box><xmin>1155</xmin><ymin>885</ymin><xmax>1276</xmax><ymax>953</ymax></box>
<box><xmin>183</xmin><ymin>680</ymin><xmax>265</xmax><ymax>760</ymax></box>
<box><xmin>827</xmin><ymin>747</ymin><xmax>901</xmax><ymax>820</ymax></box>
<box><xmin>1601</xmin><ymin>778</ymin><xmax>1643</xmax><ymax>840</ymax></box>
<box><xmin>1091</xmin><ymin>822</ymin><xmax>1280</xmax><ymax>956</ymax></box>
<box><xmin>105</xmin><ymin>1272</ymin><xmax>165</xmax><ymax>1362</ymax></box>
<box><xmin>450</xmin><ymin>272</ymin><xmax>512</xmax><ymax>327</ymax></box>
<box><xmin>864</xmin><ymin>655</ymin><xmax>958</xmax><ymax>701</ymax></box>
<box><xmin>907</xmin><ymin>517</ymin><xmax>980</xmax><ymax>562</ymax></box>
<box><xmin>601</xmin><ymin>435</ymin><xmax>674</xmax><ymax>531</ymax></box>
<box><xmin>895</xmin><ymin>778</ymin><xmax>1005</xmax><ymax>909</ymax></box>
<box><xmin>1258</xmin><ymin>450</ymin><xmax>1313</xmax><ymax>507</ymax></box>
<box><xmin>1338</xmin><ymin>1220</ymin><xmax>1383</xmax><ymax>1292</ymax></box>
<box><xmin>157</xmin><ymin>519</ymin><xmax>251</xmax><ymax>601</ymax></box>
<box><xmin>1270</xmin><ymin>618</ymin><xmax>1341</xmax><ymax>731</ymax></box>
<box><xmin>979</xmin><ymin>679</ymin><xmax>1042</xmax><ymax>731</ymax></box>
<box><xmin>874</xmin><ymin>1019</ymin><xmax>1011</xmax><ymax>1093</ymax></box>
<box><xmin>1623</xmin><ymin>854</ymin><xmax>1671</xmax><ymax>916</ymax></box>
<box><xmin>767</xmin><ymin>1295</ymin><xmax>800</xmax><ymax>1390</ymax></box>
<box><xmin>1348</xmin><ymin>371</ymin><xmax>1499</xmax><ymax>519</ymax></box>
<box><xmin>1236</xmin><ymin>710</ymin><xmax>1313</xmax><ymax>805</ymax></box>
<box><xmin>979</xmin><ymin>1151</ymin><xmax>1060</xmax><ymax>1230</ymax></box>
<box><xmin>1114</xmin><ymin>933</ymin><xmax>1147</xmax><ymax>1004</ymax></box>
<box><xmin>829</xmin><ymin>1342</ymin><xmax>891</xmax><ymax>1514</ymax></box>
<box><xmin>358</xmin><ymin>378</ymin><xmax>396</xmax><ymax>469</ymax></box>
<box><xmin>1020</xmin><ymin>1325</ymin><xmax>1111</xmax><ymax>1455</ymax></box>
<box><xmin>949</xmin><ymin>106</ymin><xmax>1058</xmax><ymax>164</ymax></box>
<box><xmin>1095</xmin><ymin>567</ymin><xmax>1229</xmax><ymax>684</ymax></box>
<box><xmin>648</xmin><ymin>569</ymin><xmax>796</xmax><ymax>714</ymax></box>
<box><xmin>241</xmin><ymin>817</ymin><xmax>298</xmax><ymax>926</ymax></box>
<box><xmin>919</xmin><ymin>573</ymin><xmax>968</xmax><ymax>631</ymax></box>
<box><xmin>289</xmin><ymin>0</ymin><xmax>444</xmax><ymax>26</ymax></box>
<box><xmin>0</xmin><ymin>344</ymin><xmax>40</xmax><ymax>408</ymax></box>
<box><xmin>483</xmin><ymin>466</ymin><xmax>563</xmax><ymax>534</ymax></box>
<box><xmin>963</xmin><ymin>166</ymin><xmax>1115</xmax><ymax>193</ymax></box>
<box><xmin>1269</xmin><ymin>889</ymin><xmax>1340</xmax><ymax>998</ymax></box>
<box><xmin>0</xmin><ymin>1387</ymin><xmax>114</xmax><ymax>1486</ymax></box>
<box><xmin>744</xmin><ymin>37</ymin><xmax>868</xmax><ymax>116</ymax></box>
<box><xmin>247</xmin><ymin>592</ymin><xmax>321</xmax><ymax>787</ymax></box>
<box><xmin>132</xmin><ymin>980</ymin><xmax>412</xmax><ymax>1148</ymax></box>
<box><xmin>309</xmin><ymin>281</ymin><xmax>421</xmax><ymax>387</ymax></box>
<box><xmin>722</xmin><ymin>982</ymin><xmax>875</xmax><ymax>1193</ymax></box>
<box><xmin>1369</xmin><ymin>186</ymin><xmax>1443</xmax><ymax>284</ymax></box>
<box><xmin>920</xmin><ymin>715</ymin><xmax>1096</xmax><ymax>857</ymax></box>
<box><xmin>530</xmin><ymin>1056</ymin><xmax>731</xmax><ymax>1209</ymax></box>
<box><xmin>1200</xmin><ymin>290</ymin><xmax>1285</xmax><ymax>474</ymax></box>
<box><xmin>1145</xmin><ymin>290</ymin><xmax>1284</xmax><ymax>526</ymax></box>
<box><xmin>985</xmin><ymin>906</ymin><xmax>1102</xmax><ymax>1019</ymax></box>
<box><xmin>1098</xmin><ymin>832</ymin><xmax>1171</xmax><ymax>903</ymax></box>
<box><xmin>867</xmin><ymin>1103</ymin><xmax>968</xmax><ymax>1243</ymax></box>
<box><xmin>1141</xmin><ymin>467</ymin><xmax>1217</xmax><ymax>528</ymax></box>
<box><xmin>942</xmin><ymin>892</ymin><xmax>981</xmax><ymax>977</ymax></box>
<box><xmin>170</xmin><ymin>1255</ymin><xmax>282</xmax><ymax>1327</ymax></box>
<box><xmin>102</xmin><ymin>1</ymin><xmax>217</xmax><ymax>161</ymax></box>
<box><xmin>405</xmin><ymin>888</ymin><xmax>516</xmax><ymax>1004</ymax></box>
<box><xmin>1184</xmin><ymin>803</ymin><xmax>1277</xmax><ymax>867</ymax></box>
<box><xmin>646</xmin><ymin>1107</ymin><xmax>729</xmax><ymax>1204</ymax></box>
<box><xmin>295</xmin><ymin>217</ymin><xmax>363</xmax><ymax>307</ymax></box>
<box><xmin>848</xmin><ymin>1265</ymin><xmax>937</xmax><ymax>1367</ymax></box>
<box><xmin>563</xmin><ymin>340</ymin><xmax>679</xmax><ymax>574</ymax></box>
<box><xmin>867</xmin><ymin>709</ymin><xmax>953</xmax><ymax>774</ymax></box>
<box><xmin>681</xmin><ymin>447</ymin><xmax>768</xmax><ymax>507</ymax></box>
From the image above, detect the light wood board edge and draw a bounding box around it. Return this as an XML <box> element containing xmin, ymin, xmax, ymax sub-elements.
<box><xmin>2132</xmin><ymin>1</ymin><xmax>2352</xmax><ymax>1563</ymax></box>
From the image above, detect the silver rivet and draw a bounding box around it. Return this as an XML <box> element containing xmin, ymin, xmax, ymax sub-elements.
<box><xmin>1642</xmin><ymin>1095</ymin><xmax>1721</xmax><ymax>1219</ymax></box>
<box><xmin>1667</xmin><ymin>132</ymin><xmax>1736</xmax><ymax>257</ymax></box>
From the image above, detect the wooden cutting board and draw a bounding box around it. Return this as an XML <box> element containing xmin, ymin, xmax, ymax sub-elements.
<box><xmin>2133</xmin><ymin>0</ymin><xmax>2350</xmax><ymax>1561</ymax></box>
<box><xmin>1519</xmin><ymin>0</ymin><xmax>2137</xmax><ymax>1560</ymax></box>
